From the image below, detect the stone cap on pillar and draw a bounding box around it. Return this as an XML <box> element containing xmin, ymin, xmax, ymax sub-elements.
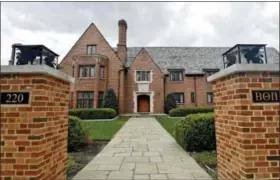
<box><xmin>1</xmin><ymin>65</ymin><xmax>74</xmax><ymax>83</ymax></box>
<box><xmin>207</xmin><ymin>64</ymin><xmax>279</xmax><ymax>83</ymax></box>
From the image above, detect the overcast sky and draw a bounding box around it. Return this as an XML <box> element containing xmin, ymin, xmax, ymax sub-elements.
<box><xmin>1</xmin><ymin>2</ymin><xmax>279</xmax><ymax>65</ymax></box>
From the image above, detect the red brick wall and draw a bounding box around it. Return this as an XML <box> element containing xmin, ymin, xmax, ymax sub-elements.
<box><xmin>0</xmin><ymin>73</ymin><xmax>70</xmax><ymax>180</ymax></box>
<box><xmin>59</xmin><ymin>23</ymin><xmax>124</xmax><ymax>110</ymax></box>
<box><xmin>125</xmin><ymin>48</ymin><xmax>164</xmax><ymax>113</ymax></box>
<box><xmin>165</xmin><ymin>75</ymin><xmax>213</xmax><ymax>108</ymax></box>
<box><xmin>212</xmin><ymin>72</ymin><xmax>279</xmax><ymax>180</ymax></box>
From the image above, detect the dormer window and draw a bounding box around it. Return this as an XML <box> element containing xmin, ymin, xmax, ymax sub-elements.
<box><xmin>170</xmin><ymin>71</ymin><xmax>183</xmax><ymax>81</ymax></box>
<box><xmin>203</xmin><ymin>69</ymin><xmax>220</xmax><ymax>77</ymax></box>
<box><xmin>87</xmin><ymin>45</ymin><xmax>96</xmax><ymax>55</ymax></box>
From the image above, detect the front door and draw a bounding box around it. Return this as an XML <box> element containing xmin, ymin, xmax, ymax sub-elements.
<box><xmin>138</xmin><ymin>95</ymin><xmax>150</xmax><ymax>112</ymax></box>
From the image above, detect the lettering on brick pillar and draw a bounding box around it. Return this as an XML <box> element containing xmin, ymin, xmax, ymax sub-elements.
<box><xmin>252</xmin><ymin>90</ymin><xmax>280</xmax><ymax>103</ymax></box>
<box><xmin>208</xmin><ymin>64</ymin><xmax>280</xmax><ymax>180</ymax></box>
<box><xmin>0</xmin><ymin>65</ymin><xmax>74</xmax><ymax>180</ymax></box>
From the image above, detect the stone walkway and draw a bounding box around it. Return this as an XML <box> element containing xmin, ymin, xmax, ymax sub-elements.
<box><xmin>73</xmin><ymin>117</ymin><xmax>212</xmax><ymax>180</ymax></box>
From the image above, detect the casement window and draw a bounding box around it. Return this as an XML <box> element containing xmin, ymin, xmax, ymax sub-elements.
<box><xmin>136</xmin><ymin>71</ymin><xmax>151</xmax><ymax>82</ymax></box>
<box><xmin>77</xmin><ymin>91</ymin><xmax>94</xmax><ymax>108</ymax></box>
<box><xmin>207</xmin><ymin>92</ymin><xmax>214</xmax><ymax>104</ymax></box>
<box><xmin>100</xmin><ymin>66</ymin><xmax>105</xmax><ymax>79</ymax></box>
<box><xmin>72</xmin><ymin>66</ymin><xmax>75</xmax><ymax>77</ymax></box>
<box><xmin>170</xmin><ymin>71</ymin><xmax>183</xmax><ymax>81</ymax></box>
<box><xmin>173</xmin><ymin>93</ymin><xmax>185</xmax><ymax>104</ymax></box>
<box><xmin>98</xmin><ymin>92</ymin><xmax>104</xmax><ymax>108</ymax></box>
<box><xmin>204</xmin><ymin>69</ymin><xmax>219</xmax><ymax>81</ymax></box>
<box><xmin>191</xmin><ymin>92</ymin><xmax>195</xmax><ymax>104</ymax></box>
<box><xmin>79</xmin><ymin>65</ymin><xmax>95</xmax><ymax>77</ymax></box>
<box><xmin>87</xmin><ymin>45</ymin><xmax>96</xmax><ymax>55</ymax></box>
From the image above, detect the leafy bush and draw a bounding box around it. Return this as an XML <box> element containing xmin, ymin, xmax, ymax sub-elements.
<box><xmin>68</xmin><ymin>116</ymin><xmax>88</xmax><ymax>151</ymax></box>
<box><xmin>164</xmin><ymin>93</ymin><xmax>177</xmax><ymax>114</ymax></box>
<box><xmin>175</xmin><ymin>113</ymin><xmax>216</xmax><ymax>152</ymax></box>
<box><xmin>69</xmin><ymin>108</ymin><xmax>117</xmax><ymax>119</ymax></box>
<box><xmin>169</xmin><ymin>107</ymin><xmax>214</xmax><ymax>117</ymax></box>
<box><xmin>103</xmin><ymin>88</ymin><xmax>119</xmax><ymax>114</ymax></box>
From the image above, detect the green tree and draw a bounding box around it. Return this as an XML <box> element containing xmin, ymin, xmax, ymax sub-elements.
<box><xmin>103</xmin><ymin>88</ymin><xmax>119</xmax><ymax>114</ymax></box>
<box><xmin>164</xmin><ymin>93</ymin><xmax>177</xmax><ymax>114</ymax></box>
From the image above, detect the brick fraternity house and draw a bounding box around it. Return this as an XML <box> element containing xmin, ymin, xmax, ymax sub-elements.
<box><xmin>59</xmin><ymin>19</ymin><xmax>279</xmax><ymax>114</ymax></box>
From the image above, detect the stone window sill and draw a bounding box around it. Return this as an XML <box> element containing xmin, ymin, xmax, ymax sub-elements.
<box><xmin>78</xmin><ymin>77</ymin><xmax>96</xmax><ymax>80</ymax></box>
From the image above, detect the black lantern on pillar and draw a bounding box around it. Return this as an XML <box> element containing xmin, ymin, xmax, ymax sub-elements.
<box><xmin>222</xmin><ymin>44</ymin><xmax>267</xmax><ymax>68</ymax></box>
<box><xmin>10</xmin><ymin>44</ymin><xmax>59</xmax><ymax>69</ymax></box>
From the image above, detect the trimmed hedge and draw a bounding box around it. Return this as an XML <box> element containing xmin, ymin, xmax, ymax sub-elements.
<box><xmin>174</xmin><ymin>113</ymin><xmax>216</xmax><ymax>152</ymax></box>
<box><xmin>69</xmin><ymin>108</ymin><xmax>117</xmax><ymax>119</ymax></box>
<box><xmin>169</xmin><ymin>107</ymin><xmax>214</xmax><ymax>117</ymax></box>
<box><xmin>68</xmin><ymin>116</ymin><xmax>88</xmax><ymax>151</ymax></box>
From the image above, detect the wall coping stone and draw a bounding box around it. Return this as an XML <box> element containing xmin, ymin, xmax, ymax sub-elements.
<box><xmin>207</xmin><ymin>64</ymin><xmax>279</xmax><ymax>82</ymax></box>
<box><xmin>1</xmin><ymin>65</ymin><xmax>74</xmax><ymax>83</ymax></box>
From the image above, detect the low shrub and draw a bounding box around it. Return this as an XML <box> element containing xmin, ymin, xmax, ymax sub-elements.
<box><xmin>169</xmin><ymin>107</ymin><xmax>214</xmax><ymax>117</ymax></box>
<box><xmin>175</xmin><ymin>113</ymin><xmax>216</xmax><ymax>152</ymax></box>
<box><xmin>164</xmin><ymin>93</ymin><xmax>177</xmax><ymax>114</ymax></box>
<box><xmin>69</xmin><ymin>108</ymin><xmax>117</xmax><ymax>119</ymax></box>
<box><xmin>68</xmin><ymin>116</ymin><xmax>88</xmax><ymax>151</ymax></box>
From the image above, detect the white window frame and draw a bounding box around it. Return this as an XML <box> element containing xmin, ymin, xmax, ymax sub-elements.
<box><xmin>135</xmin><ymin>70</ymin><xmax>152</xmax><ymax>83</ymax></box>
<box><xmin>87</xmin><ymin>45</ymin><xmax>96</xmax><ymax>55</ymax></box>
<box><xmin>207</xmin><ymin>92</ymin><xmax>213</xmax><ymax>104</ymax></box>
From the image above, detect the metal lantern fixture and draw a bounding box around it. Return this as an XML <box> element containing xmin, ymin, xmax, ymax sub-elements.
<box><xmin>222</xmin><ymin>44</ymin><xmax>268</xmax><ymax>68</ymax></box>
<box><xmin>10</xmin><ymin>44</ymin><xmax>59</xmax><ymax>69</ymax></box>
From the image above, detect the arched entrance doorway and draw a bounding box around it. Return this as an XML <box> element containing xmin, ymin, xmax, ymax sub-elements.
<box><xmin>137</xmin><ymin>95</ymin><xmax>150</xmax><ymax>112</ymax></box>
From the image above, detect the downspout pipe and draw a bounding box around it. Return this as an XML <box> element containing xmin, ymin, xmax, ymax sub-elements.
<box><xmin>118</xmin><ymin>66</ymin><xmax>126</xmax><ymax>110</ymax></box>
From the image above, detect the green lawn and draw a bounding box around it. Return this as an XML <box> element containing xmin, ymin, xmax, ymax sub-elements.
<box><xmin>156</xmin><ymin>116</ymin><xmax>218</xmax><ymax>179</ymax></box>
<box><xmin>81</xmin><ymin>116</ymin><xmax>129</xmax><ymax>140</ymax></box>
<box><xmin>156</xmin><ymin>116</ymin><xmax>183</xmax><ymax>137</ymax></box>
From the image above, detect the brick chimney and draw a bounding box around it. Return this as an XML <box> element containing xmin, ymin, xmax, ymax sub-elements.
<box><xmin>117</xmin><ymin>19</ymin><xmax>127</xmax><ymax>64</ymax></box>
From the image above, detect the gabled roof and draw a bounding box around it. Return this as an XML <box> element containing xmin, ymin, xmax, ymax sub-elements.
<box><xmin>122</xmin><ymin>47</ymin><xmax>279</xmax><ymax>74</ymax></box>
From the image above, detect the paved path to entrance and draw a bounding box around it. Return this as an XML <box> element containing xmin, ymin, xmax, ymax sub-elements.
<box><xmin>73</xmin><ymin>118</ymin><xmax>212</xmax><ymax>180</ymax></box>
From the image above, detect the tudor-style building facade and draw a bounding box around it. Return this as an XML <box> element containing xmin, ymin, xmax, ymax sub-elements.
<box><xmin>59</xmin><ymin>19</ymin><xmax>279</xmax><ymax>114</ymax></box>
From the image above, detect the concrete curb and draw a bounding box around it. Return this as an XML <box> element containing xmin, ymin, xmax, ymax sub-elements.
<box><xmin>167</xmin><ymin>116</ymin><xmax>185</xmax><ymax>119</ymax></box>
<box><xmin>81</xmin><ymin>116</ymin><xmax>119</xmax><ymax>122</ymax></box>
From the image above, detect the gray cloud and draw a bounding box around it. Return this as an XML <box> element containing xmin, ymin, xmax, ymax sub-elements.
<box><xmin>1</xmin><ymin>2</ymin><xmax>279</xmax><ymax>65</ymax></box>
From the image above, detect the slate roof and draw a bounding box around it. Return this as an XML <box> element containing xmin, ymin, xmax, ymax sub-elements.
<box><xmin>123</xmin><ymin>47</ymin><xmax>279</xmax><ymax>74</ymax></box>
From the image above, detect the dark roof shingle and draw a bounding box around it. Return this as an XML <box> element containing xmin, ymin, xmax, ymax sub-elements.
<box><xmin>125</xmin><ymin>47</ymin><xmax>279</xmax><ymax>74</ymax></box>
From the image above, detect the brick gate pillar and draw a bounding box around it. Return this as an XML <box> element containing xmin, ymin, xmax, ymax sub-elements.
<box><xmin>207</xmin><ymin>64</ymin><xmax>279</xmax><ymax>180</ymax></box>
<box><xmin>0</xmin><ymin>65</ymin><xmax>74</xmax><ymax>180</ymax></box>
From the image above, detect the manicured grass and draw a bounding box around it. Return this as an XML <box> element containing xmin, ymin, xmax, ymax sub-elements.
<box><xmin>81</xmin><ymin>116</ymin><xmax>129</xmax><ymax>140</ymax></box>
<box><xmin>156</xmin><ymin>116</ymin><xmax>218</xmax><ymax>179</ymax></box>
<box><xmin>156</xmin><ymin>116</ymin><xmax>183</xmax><ymax>137</ymax></box>
<box><xmin>191</xmin><ymin>151</ymin><xmax>218</xmax><ymax>180</ymax></box>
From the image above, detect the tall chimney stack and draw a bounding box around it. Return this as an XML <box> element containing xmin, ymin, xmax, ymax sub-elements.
<box><xmin>117</xmin><ymin>19</ymin><xmax>127</xmax><ymax>64</ymax></box>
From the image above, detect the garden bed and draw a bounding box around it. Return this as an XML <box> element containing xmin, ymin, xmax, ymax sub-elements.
<box><xmin>67</xmin><ymin>141</ymin><xmax>108</xmax><ymax>180</ymax></box>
